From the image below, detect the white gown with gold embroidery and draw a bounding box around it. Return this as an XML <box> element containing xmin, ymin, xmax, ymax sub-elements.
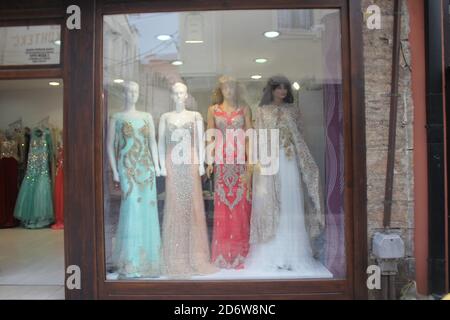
<box><xmin>245</xmin><ymin>104</ymin><xmax>331</xmax><ymax>278</ymax></box>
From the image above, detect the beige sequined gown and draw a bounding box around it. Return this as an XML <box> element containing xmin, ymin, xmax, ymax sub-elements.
<box><xmin>161</xmin><ymin>113</ymin><xmax>217</xmax><ymax>277</ymax></box>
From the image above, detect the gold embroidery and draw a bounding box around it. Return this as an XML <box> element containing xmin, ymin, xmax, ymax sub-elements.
<box><xmin>116</xmin><ymin>119</ymin><xmax>155</xmax><ymax>200</ymax></box>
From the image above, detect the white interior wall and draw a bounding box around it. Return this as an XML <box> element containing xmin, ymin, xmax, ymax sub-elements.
<box><xmin>0</xmin><ymin>84</ymin><xmax>63</xmax><ymax>129</ymax></box>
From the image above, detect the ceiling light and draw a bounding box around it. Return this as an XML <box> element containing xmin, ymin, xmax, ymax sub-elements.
<box><xmin>185</xmin><ymin>40</ymin><xmax>204</xmax><ymax>44</ymax></box>
<box><xmin>264</xmin><ymin>31</ymin><xmax>280</xmax><ymax>38</ymax></box>
<box><xmin>54</xmin><ymin>40</ymin><xmax>61</xmax><ymax>46</ymax></box>
<box><xmin>49</xmin><ymin>81</ymin><xmax>60</xmax><ymax>86</ymax></box>
<box><xmin>157</xmin><ymin>35</ymin><xmax>172</xmax><ymax>41</ymax></box>
<box><xmin>251</xmin><ymin>75</ymin><xmax>262</xmax><ymax>80</ymax></box>
<box><xmin>113</xmin><ymin>79</ymin><xmax>124</xmax><ymax>84</ymax></box>
<box><xmin>293</xmin><ymin>82</ymin><xmax>301</xmax><ymax>91</ymax></box>
<box><xmin>255</xmin><ymin>58</ymin><xmax>268</xmax><ymax>64</ymax></box>
<box><xmin>171</xmin><ymin>60</ymin><xmax>183</xmax><ymax>66</ymax></box>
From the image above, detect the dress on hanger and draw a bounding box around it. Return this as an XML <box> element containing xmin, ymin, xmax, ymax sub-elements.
<box><xmin>17</xmin><ymin>127</ymin><xmax>31</xmax><ymax>185</ymax></box>
<box><xmin>14</xmin><ymin>127</ymin><xmax>54</xmax><ymax>229</ymax></box>
<box><xmin>210</xmin><ymin>105</ymin><xmax>251</xmax><ymax>269</ymax></box>
<box><xmin>52</xmin><ymin>146</ymin><xmax>64</xmax><ymax>230</ymax></box>
<box><xmin>0</xmin><ymin>136</ymin><xmax>20</xmax><ymax>228</ymax></box>
<box><xmin>112</xmin><ymin>113</ymin><xmax>161</xmax><ymax>278</ymax></box>
<box><xmin>246</xmin><ymin>104</ymin><xmax>327</xmax><ymax>276</ymax></box>
<box><xmin>161</xmin><ymin>112</ymin><xmax>217</xmax><ymax>277</ymax></box>
<box><xmin>50</xmin><ymin>127</ymin><xmax>61</xmax><ymax>186</ymax></box>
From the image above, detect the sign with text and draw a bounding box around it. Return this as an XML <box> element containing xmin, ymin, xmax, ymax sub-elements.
<box><xmin>0</xmin><ymin>25</ymin><xmax>61</xmax><ymax>66</ymax></box>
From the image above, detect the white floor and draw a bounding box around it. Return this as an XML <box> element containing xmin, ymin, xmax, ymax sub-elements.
<box><xmin>107</xmin><ymin>259</ymin><xmax>333</xmax><ymax>281</ymax></box>
<box><xmin>0</xmin><ymin>228</ymin><xmax>332</xmax><ymax>298</ymax></box>
<box><xmin>0</xmin><ymin>228</ymin><xmax>65</xmax><ymax>299</ymax></box>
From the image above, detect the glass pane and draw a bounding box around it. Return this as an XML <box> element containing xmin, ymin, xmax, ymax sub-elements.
<box><xmin>0</xmin><ymin>25</ymin><xmax>61</xmax><ymax>66</ymax></box>
<box><xmin>103</xmin><ymin>9</ymin><xmax>345</xmax><ymax>281</ymax></box>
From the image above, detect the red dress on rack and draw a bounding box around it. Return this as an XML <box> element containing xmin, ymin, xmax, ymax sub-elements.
<box><xmin>0</xmin><ymin>140</ymin><xmax>20</xmax><ymax>228</ymax></box>
<box><xmin>210</xmin><ymin>105</ymin><xmax>251</xmax><ymax>269</ymax></box>
<box><xmin>51</xmin><ymin>147</ymin><xmax>64</xmax><ymax>230</ymax></box>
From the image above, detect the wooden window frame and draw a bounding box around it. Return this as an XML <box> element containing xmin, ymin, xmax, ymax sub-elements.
<box><xmin>1</xmin><ymin>0</ymin><xmax>367</xmax><ymax>300</ymax></box>
<box><xmin>88</xmin><ymin>0</ymin><xmax>367</xmax><ymax>300</ymax></box>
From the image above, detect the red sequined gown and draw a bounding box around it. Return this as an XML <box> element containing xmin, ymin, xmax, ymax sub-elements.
<box><xmin>52</xmin><ymin>147</ymin><xmax>64</xmax><ymax>230</ymax></box>
<box><xmin>0</xmin><ymin>139</ymin><xmax>20</xmax><ymax>228</ymax></box>
<box><xmin>211</xmin><ymin>105</ymin><xmax>251</xmax><ymax>269</ymax></box>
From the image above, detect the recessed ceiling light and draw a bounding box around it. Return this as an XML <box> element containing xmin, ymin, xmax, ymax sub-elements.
<box><xmin>185</xmin><ymin>40</ymin><xmax>204</xmax><ymax>44</ymax></box>
<box><xmin>292</xmin><ymin>82</ymin><xmax>301</xmax><ymax>91</ymax></box>
<box><xmin>157</xmin><ymin>35</ymin><xmax>172</xmax><ymax>41</ymax></box>
<box><xmin>171</xmin><ymin>60</ymin><xmax>183</xmax><ymax>66</ymax></box>
<box><xmin>255</xmin><ymin>58</ymin><xmax>268</xmax><ymax>64</ymax></box>
<box><xmin>54</xmin><ymin>40</ymin><xmax>61</xmax><ymax>46</ymax></box>
<box><xmin>251</xmin><ymin>75</ymin><xmax>262</xmax><ymax>80</ymax></box>
<box><xmin>264</xmin><ymin>31</ymin><xmax>280</xmax><ymax>38</ymax></box>
<box><xmin>49</xmin><ymin>81</ymin><xmax>60</xmax><ymax>86</ymax></box>
<box><xmin>113</xmin><ymin>79</ymin><xmax>124</xmax><ymax>84</ymax></box>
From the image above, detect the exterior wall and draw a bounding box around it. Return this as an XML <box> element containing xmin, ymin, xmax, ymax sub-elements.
<box><xmin>362</xmin><ymin>0</ymin><xmax>418</xmax><ymax>298</ymax></box>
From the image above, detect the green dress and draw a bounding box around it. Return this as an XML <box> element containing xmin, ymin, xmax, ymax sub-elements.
<box><xmin>112</xmin><ymin>113</ymin><xmax>161</xmax><ymax>278</ymax></box>
<box><xmin>14</xmin><ymin>128</ymin><xmax>54</xmax><ymax>229</ymax></box>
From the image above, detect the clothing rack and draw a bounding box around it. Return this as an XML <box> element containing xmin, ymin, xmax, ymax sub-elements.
<box><xmin>8</xmin><ymin>118</ymin><xmax>23</xmax><ymax>130</ymax></box>
<box><xmin>36</xmin><ymin>116</ymin><xmax>50</xmax><ymax>128</ymax></box>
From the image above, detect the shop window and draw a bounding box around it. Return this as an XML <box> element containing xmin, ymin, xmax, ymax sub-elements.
<box><xmin>102</xmin><ymin>9</ymin><xmax>345</xmax><ymax>281</ymax></box>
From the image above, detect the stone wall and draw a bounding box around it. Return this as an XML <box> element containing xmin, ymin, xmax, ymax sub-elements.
<box><xmin>362</xmin><ymin>0</ymin><xmax>415</xmax><ymax>298</ymax></box>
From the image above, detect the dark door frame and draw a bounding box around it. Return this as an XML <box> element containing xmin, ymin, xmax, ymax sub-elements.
<box><xmin>441</xmin><ymin>0</ymin><xmax>450</xmax><ymax>295</ymax></box>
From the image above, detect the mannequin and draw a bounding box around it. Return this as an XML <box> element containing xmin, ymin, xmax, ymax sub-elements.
<box><xmin>158</xmin><ymin>82</ymin><xmax>204</xmax><ymax>177</ymax></box>
<box><xmin>246</xmin><ymin>75</ymin><xmax>329</xmax><ymax>277</ymax></box>
<box><xmin>206</xmin><ymin>76</ymin><xmax>252</xmax><ymax>269</ymax></box>
<box><xmin>107</xmin><ymin>81</ymin><xmax>161</xmax><ymax>181</ymax></box>
<box><xmin>107</xmin><ymin>81</ymin><xmax>162</xmax><ymax>278</ymax></box>
<box><xmin>159</xmin><ymin>82</ymin><xmax>217</xmax><ymax>277</ymax></box>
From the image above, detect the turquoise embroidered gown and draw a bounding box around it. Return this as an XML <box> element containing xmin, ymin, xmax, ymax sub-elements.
<box><xmin>14</xmin><ymin>128</ymin><xmax>54</xmax><ymax>229</ymax></box>
<box><xmin>112</xmin><ymin>113</ymin><xmax>161</xmax><ymax>278</ymax></box>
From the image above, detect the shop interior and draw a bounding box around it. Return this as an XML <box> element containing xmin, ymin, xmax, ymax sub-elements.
<box><xmin>0</xmin><ymin>78</ymin><xmax>64</xmax><ymax>299</ymax></box>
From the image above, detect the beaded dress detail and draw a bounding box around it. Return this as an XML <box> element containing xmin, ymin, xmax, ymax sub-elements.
<box><xmin>14</xmin><ymin>128</ymin><xmax>54</xmax><ymax>229</ymax></box>
<box><xmin>161</xmin><ymin>112</ymin><xmax>217</xmax><ymax>277</ymax></box>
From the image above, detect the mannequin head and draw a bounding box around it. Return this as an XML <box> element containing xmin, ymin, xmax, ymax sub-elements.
<box><xmin>124</xmin><ymin>81</ymin><xmax>140</xmax><ymax>108</ymax></box>
<box><xmin>171</xmin><ymin>82</ymin><xmax>189</xmax><ymax>107</ymax></box>
<box><xmin>212</xmin><ymin>76</ymin><xmax>245</xmax><ymax>106</ymax></box>
<box><xmin>259</xmin><ymin>75</ymin><xmax>294</xmax><ymax>106</ymax></box>
<box><xmin>220</xmin><ymin>76</ymin><xmax>237</xmax><ymax>102</ymax></box>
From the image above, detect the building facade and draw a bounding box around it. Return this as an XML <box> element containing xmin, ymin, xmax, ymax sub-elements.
<box><xmin>0</xmin><ymin>0</ymin><xmax>448</xmax><ymax>300</ymax></box>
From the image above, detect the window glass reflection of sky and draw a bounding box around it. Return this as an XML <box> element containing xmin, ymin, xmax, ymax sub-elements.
<box><xmin>128</xmin><ymin>13</ymin><xmax>179</xmax><ymax>62</ymax></box>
